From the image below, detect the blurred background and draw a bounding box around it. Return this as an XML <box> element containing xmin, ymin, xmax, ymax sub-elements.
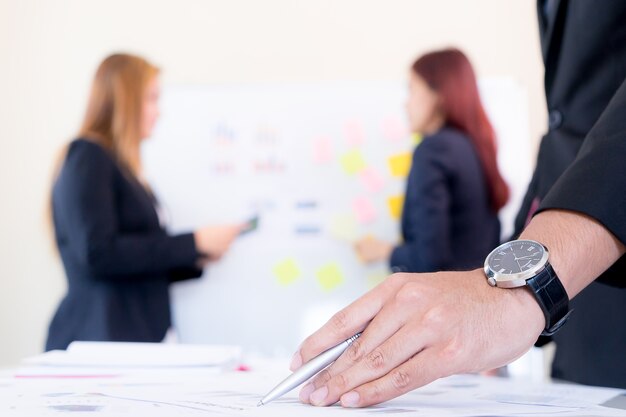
<box><xmin>0</xmin><ymin>0</ymin><xmax>545</xmax><ymax>369</ymax></box>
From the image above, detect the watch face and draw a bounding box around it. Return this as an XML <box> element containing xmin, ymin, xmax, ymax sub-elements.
<box><xmin>485</xmin><ymin>240</ymin><xmax>549</xmax><ymax>287</ymax></box>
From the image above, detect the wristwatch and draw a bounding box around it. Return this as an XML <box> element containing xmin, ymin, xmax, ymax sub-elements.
<box><xmin>484</xmin><ymin>239</ymin><xmax>572</xmax><ymax>336</ymax></box>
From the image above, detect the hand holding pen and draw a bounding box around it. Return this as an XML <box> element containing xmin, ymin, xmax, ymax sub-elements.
<box><xmin>277</xmin><ymin>271</ymin><xmax>544</xmax><ymax>407</ymax></box>
<box><xmin>258</xmin><ymin>333</ymin><xmax>361</xmax><ymax>406</ymax></box>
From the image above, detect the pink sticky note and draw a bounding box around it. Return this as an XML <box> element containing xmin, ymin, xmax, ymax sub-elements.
<box><xmin>312</xmin><ymin>136</ymin><xmax>333</xmax><ymax>164</ymax></box>
<box><xmin>382</xmin><ymin>116</ymin><xmax>408</xmax><ymax>142</ymax></box>
<box><xmin>359</xmin><ymin>167</ymin><xmax>385</xmax><ymax>193</ymax></box>
<box><xmin>352</xmin><ymin>196</ymin><xmax>377</xmax><ymax>224</ymax></box>
<box><xmin>344</xmin><ymin>120</ymin><xmax>365</xmax><ymax>147</ymax></box>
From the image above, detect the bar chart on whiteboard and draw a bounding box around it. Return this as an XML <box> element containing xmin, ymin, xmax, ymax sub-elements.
<box><xmin>142</xmin><ymin>79</ymin><xmax>531</xmax><ymax>354</ymax></box>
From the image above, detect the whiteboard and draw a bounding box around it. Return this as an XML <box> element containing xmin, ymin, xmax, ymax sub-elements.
<box><xmin>142</xmin><ymin>79</ymin><xmax>531</xmax><ymax>354</ymax></box>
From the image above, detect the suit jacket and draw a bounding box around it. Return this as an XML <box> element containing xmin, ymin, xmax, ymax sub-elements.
<box><xmin>513</xmin><ymin>0</ymin><xmax>626</xmax><ymax>388</ymax></box>
<box><xmin>390</xmin><ymin>127</ymin><xmax>500</xmax><ymax>273</ymax></box>
<box><xmin>46</xmin><ymin>139</ymin><xmax>204</xmax><ymax>351</ymax></box>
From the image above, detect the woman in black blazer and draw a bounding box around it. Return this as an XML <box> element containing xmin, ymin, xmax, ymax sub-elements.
<box><xmin>46</xmin><ymin>54</ymin><xmax>242</xmax><ymax>351</ymax></box>
<box><xmin>355</xmin><ymin>49</ymin><xmax>508</xmax><ymax>272</ymax></box>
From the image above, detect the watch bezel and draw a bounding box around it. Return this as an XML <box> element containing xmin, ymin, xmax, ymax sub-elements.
<box><xmin>484</xmin><ymin>239</ymin><xmax>550</xmax><ymax>288</ymax></box>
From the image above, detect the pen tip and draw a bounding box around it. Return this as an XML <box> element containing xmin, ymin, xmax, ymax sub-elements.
<box><xmin>257</xmin><ymin>400</ymin><xmax>264</xmax><ymax>407</ymax></box>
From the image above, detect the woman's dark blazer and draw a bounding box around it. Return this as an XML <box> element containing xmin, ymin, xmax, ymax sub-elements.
<box><xmin>390</xmin><ymin>127</ymin><xmax>500</xmax><ymax>273</ymax></box>
<box><xmin>46</xmin><ymin>138</ymin><xmax>203</xmax><ymax>351</ymax></box>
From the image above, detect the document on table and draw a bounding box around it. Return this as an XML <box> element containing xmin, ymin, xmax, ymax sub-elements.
<box><xmin>21</xmin><ymin>341</ymin><xmax>242</xmax><ymax>368</ymax></box>
<box><xmin>1</xmin><ymin>370</ymin><xmax>625</xmax><ymax>416</ymax></box>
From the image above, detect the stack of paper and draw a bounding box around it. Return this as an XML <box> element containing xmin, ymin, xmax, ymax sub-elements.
<box><xmin>15</xmin><ymin>342</ymin><xmax>242</xmax><ymax>378</ymax></box>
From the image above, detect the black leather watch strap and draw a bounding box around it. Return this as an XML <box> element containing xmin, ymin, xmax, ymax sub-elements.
<box><xmin>526</xmin><ymin>263</ymin><xmax>572</xmax><ymax>336</ymax></box>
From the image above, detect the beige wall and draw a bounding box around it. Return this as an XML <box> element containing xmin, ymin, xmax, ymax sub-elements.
<box><xmin>0</xmin><ymin>0</ymin><xmax>545</xmax><ymax>367</ymax></box>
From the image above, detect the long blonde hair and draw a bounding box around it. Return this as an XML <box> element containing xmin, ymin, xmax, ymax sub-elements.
<box><xmin>79</xmin><ymin>53</ymin><xmax>160</xmax><ymax>178</ymax></box>
<box><xmin>47</xmin><ymin>54</ymin><xmax>159</xmax><ymax>246</ymax></box>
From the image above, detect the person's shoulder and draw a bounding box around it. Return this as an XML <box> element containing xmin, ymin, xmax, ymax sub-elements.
<box><xmin>429</xmin><ymin>127</ymin><xmax>471</xmax><ymax>148</ymax></box>
<box><xmin>67</xmin><ymin>137</ymin><xmax>108</xmax><ymax>154</ymax></box>
<box><xmin>62</xmin><ymin>137</ymin><xmax>116</xmax><ymax>175</ymax></box>
<box><xmin>416</xmin><ymin>127</ymin><xmax>471</xmax><ymax>157</ymax></box>
<box><xmin>66</xmin><ymin>137</ymin><xmax>113</xmax><ymax>163</ymax></box>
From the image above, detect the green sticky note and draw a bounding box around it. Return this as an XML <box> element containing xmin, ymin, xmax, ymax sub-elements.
<box><xmin>273</xmin><ymin>258</ymin><xmax>301</xmax><ymax>286</ymax></box>
<box><xmin>316</xmin><ymin>262</ymin><xmax>344</xmax><ymax>292</ymax></box>
<box><xmin>340</xmin><ymin>150</ymin><xmax>366</xmax><ymax>175</ymax></box>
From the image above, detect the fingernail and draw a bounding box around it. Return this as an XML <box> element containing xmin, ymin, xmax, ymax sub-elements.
<box><xmin>309</xmin><ymin>386</ymin><xmax>328</xmax><ymax>406</ymax></box>
<box><xmin>341</xmin><ymin>391</ymin><xmax>360</xmax><ymax>408</ymax></box>
<box><xmin>289</xmin><ymin>351</ymin><xmax>302</xmax><ymax>371</ymax></box>
<box><xmin>299</xmin><ymin>383</ymin><xmax>315</xmax><ymax>403</ymax></box>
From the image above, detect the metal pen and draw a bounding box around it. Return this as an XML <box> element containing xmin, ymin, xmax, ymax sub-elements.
<box><xmin>257</xmin><ymin>333</ymin><xmax>361</xmax><ymax>406</ymax></box>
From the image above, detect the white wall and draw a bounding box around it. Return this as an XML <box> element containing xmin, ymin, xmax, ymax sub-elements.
<box><xmin>0</xmin><ymin>0</ymin><xmax>545</xmax><ymax>367</ymax></box>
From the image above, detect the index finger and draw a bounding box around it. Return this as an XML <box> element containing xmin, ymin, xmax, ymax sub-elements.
<box><xmin>290</xmin><ymin>273</ymin><xmax>409</xmax><ymax>371</ymax></box>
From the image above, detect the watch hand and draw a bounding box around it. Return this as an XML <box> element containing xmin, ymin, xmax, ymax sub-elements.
<box><xmin>519</xmin><ymin>259</ymin><xmax>533</xmax><ymax>269</ymax></box>
<box><xmin>516</xmin><ymin>253</ymin><xmax>539</xmax><ymax>260</ymax></box>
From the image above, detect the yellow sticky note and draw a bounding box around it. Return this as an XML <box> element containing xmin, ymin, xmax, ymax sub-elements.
<box><xmin>273</xmin><ymin>258</ymin><xmax>301</xmax><ymax>286</ymax></box>
<box><xmin>387</xmin><ymin>195</ymin><xmax>404</xmax><ymax>220</ymax></box>
<box><xmin>366</xmin><ymin>272</ymin><xmax>388</xmax><ymax>290</ymax></box>
<box><xmin>340</xmin><ymin>150</ymin><xmax>366</xmax><ymax>175</ymax></box>
<box><xmin>387</xmin><ymin>152</ymin><xmax>412</xmax><ymax>177</ymax></box>
<box><xmin>316</xmin><ymin>263</ymin><xmax>344</xmax><ymax>292</ymax></box>
<box><xmin>329</xmin><ymin>214</ymin><xmax>358</xmax><ymax>241</ymax></box>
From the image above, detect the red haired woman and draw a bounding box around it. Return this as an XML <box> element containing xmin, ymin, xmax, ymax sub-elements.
<box><xmin>356</xmin><ymin>48</ymin><xmax>508</xmax><ymax>272</ymax></box>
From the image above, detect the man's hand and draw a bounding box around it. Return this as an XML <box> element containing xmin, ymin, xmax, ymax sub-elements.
<box><xmin>291</xmin><ymin>209</ymin><xmax>625</xmax><ymax>408</ymax></box>
<box><xmin>291</xmin><ymin>269</ymin><xmax>544</xmax><ymax>407</ymax></box>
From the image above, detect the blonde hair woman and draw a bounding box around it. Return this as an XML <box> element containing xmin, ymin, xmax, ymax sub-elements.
<box><xmin>46</xmin><ymin>54</ymin><xmax>241</xmax><ymax>350</ymax></box>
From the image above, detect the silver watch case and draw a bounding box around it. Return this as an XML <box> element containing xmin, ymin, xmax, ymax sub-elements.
<box><xmin>483</xmin><ymin>240</ymin><xmax>550</xmax><ymax>289</ymax></box>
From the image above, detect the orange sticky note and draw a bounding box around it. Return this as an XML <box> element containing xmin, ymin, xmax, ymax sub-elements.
<box><xmin>387</xmin><ymin>195</ymin><xmax>404</xmax><ymax>220</ymax></box>
<box><xmin>387</xmin><ymin>153</ymin><xmax>412</xmax><ymax>177</ymax></box>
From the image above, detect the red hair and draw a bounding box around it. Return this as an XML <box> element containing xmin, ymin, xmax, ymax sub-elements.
<box><xmin>412</xmin><ymin>48</ymin><xmax>509</xmax><ymax>211</ymax></box>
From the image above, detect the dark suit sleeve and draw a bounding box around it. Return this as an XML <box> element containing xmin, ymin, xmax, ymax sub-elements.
<box><xmin>390</xmin><ymin>140</ymin><xmax>453</xmax><ymax>272</ymax></box>
<box><xmin>537</xmin><ymin>76</ymin><xmax>626</xmax><ymax>286</ymax></box>
<box><xmin>168</xmin><ymin>266</ymin><xmax>204</xmax><ymax>283</ymax></box>
<box><xmin>57</xmin><ymin>142</ymin><xmax>202</xmax><ymax>280</ymax></box>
